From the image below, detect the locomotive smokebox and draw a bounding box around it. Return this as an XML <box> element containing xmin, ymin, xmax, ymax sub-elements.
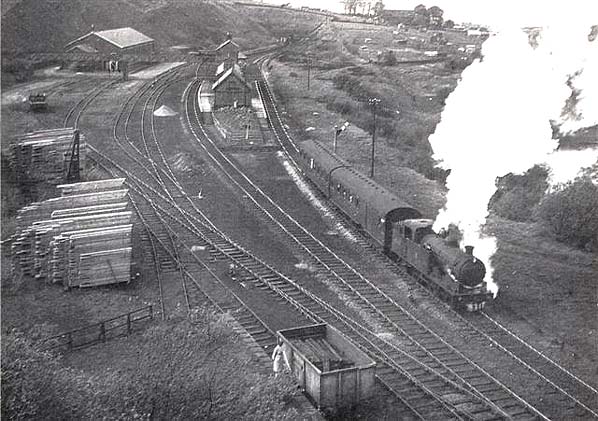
<box><xmin>423</xmin><ymin>236</ymin><xmax>487</xmax><ymax>288</ymax></box>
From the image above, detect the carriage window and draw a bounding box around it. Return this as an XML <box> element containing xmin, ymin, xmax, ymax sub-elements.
<box><xmin>354</xmin><ymin>197</ymin><xmax>359</xmax><ymax>206</ymax></box>
<box><xmin>404</xmin><ymin>227</ymin><xmax>413</xmax><ymax>240</ymax></box>
<box><xmin>337</xmin><ymin>184</ymin><xmax>342</xmax><ymax>192</ymax></box>
<box><xmin>309</xmin><ymin>158</ymin><xmax>314</xmax><ymax>169</ymax></box>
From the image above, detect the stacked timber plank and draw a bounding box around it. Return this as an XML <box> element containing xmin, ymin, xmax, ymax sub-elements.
<box><xmin>11</xmin><ymin>178</ymin><xmax>134</xmax><ymax>288</ymax></box>
<box><xmin>290</xmin><ymin>335</ymin><xmax>353</xmax><ymax>372</ymax></box>
<box><xmin>9</xmin><ymin>127</ymin><xmax>86</xmax><ymax>184</ymax></box>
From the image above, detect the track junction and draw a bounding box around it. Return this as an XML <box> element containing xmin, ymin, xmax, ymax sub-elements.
<box><xmin>66</xmin><ymin>50</ymin><xmax>597</xmax><ymax>420</ymax></box>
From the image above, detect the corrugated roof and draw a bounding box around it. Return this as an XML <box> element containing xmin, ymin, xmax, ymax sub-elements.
<box><xmin>65</xmin><ymin>27</ymin><xmax>153</xmax><ymax>50</ymax></box>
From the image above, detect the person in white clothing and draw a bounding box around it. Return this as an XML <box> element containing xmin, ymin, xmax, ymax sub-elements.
<box><xmin>271</xmin><ymin>338</ymin><xmax>288</xmax><ymax>376</ymax></box>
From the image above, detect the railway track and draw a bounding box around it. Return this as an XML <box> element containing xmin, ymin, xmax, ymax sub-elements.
<box><xmin>63</xmin><ymin>78</ymin><xmax>117</xmax><ymax>128</ymax></box>
<box><xmin>103</xmin><ymin>64</ymin><xmax>296</xmax><ymax>368</ymax></box>
<box><xmin>182</xmin><ymin>77</ymin><xmax>539</xmax><ymax>419</ymax></box>
<box><xmin>83</xmin><ymin>64</ymin><xmax>499</xmax><ymax>419</ymax></box>
<box><xmin>78</xmin><ymin>54</ymin><xmax>596</xmax><ymax>420</ymax></box>
<box><xmin>255</xmin><ymin>60</ymin><xmax>598</xmax><ymax>420</ymax></box>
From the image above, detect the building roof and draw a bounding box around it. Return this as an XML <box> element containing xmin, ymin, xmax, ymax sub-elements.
<box><xmin>65</xmin><ymin>27</ymin><xmax>154</xmax><ymax>50</ymax></box>
<box><xmin>212</xmin><ymin>64</ymin><xmax>251</xmax><ymax>91</ymax></box>
<box><xmin>216</xmin><ymin>61</ymin><xmax>227</xmax><ymax>76</ymax></box>
<box><xmin>215</xmin><ymin>39</ymin><xmax>240</xmax><ymax>51</ymax></box>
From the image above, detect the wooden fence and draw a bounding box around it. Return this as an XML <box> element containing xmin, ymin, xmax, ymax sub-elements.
<box><xmin>41</xmin><ymin>305</ymin><xmax>153</xmax><ymax>352</ymax></box>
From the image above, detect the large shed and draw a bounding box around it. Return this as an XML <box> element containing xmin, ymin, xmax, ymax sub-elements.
<box><xmin>212</xmin><ymin>64</ymin><xmax>251</xmax><ymax>108</ymax></box>
<box><xmin>65</xmin><ymin>27</ymin><xmax>155</xmax><ymax>56</ymax></box>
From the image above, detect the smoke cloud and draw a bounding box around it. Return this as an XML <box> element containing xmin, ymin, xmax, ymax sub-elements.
<box><xmin>429</xmin><ymin>19</ymin><xmax>597</xmax><ymax>296</ymax></box>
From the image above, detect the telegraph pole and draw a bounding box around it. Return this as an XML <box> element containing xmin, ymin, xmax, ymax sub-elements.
<box><xmin>368</xmin><ymin>97</ymin><xmax>380</xmax><ymax>179</ymax></box>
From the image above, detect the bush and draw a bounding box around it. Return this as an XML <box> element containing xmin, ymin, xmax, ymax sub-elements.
<box><xmin>534</xmin><ymin>177</ymin><xmax>598</xmax><ymax>250</ymax></box>
<box><xmin>1</xmin><ymin>308</ymin><xmax>302</xmax><ymax>420</ymax></box>
<box><xmin>489</xmin><ymin>165</ymin><xmax>549</xmax><ymax>221</ymax></box>
<box><xmin>381</xmin><ymin>50</ymin><xmax>397</xmax><ymax>66</ymax></box>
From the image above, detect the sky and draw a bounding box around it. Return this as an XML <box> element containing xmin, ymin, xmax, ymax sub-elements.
<box><xmin>264</xmin><ymin>0</ymin><xmax>598</xmax><ymax>28</ymax></box>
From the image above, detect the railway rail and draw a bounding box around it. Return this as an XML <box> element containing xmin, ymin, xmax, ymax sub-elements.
<box><xmin>255</xmin><ymin>58</ymin><xmax>598</xmax><ymax>420</ymax></box>
<box><xmin>63</xmin><ymin>79</ymin><xmax>116</xmax><ymax>128</ymax></box>
<box><xmin>71</xmin><ymin>50</ymin><xmax>596</xmax><ymax>420</ymax></box>
<box><xmin>84</xmin><ymin>64</ymin><xmax>501</xmax><ymax>419</ymax></box>
<box><xmin>182</xmin><ymin>76</ymin><xmax>539</xmax><ymax>419</ymax></box>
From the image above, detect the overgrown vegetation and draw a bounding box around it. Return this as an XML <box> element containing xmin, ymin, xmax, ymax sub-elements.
<box><xmin>2</xmin><ymin>308</ymin><xmax>302</xmax><ymax>420</ymax></box>
<box><xmin>534</xmin><ymin>177</ymin><xmax>598</xmax><ymax>251</ymax></box>
<box><xmin>488</xmin><ymin>166</ymin><xmax>598</xmax><ymax>251</ymax></box>
<box><xmin>489</xmin><ymin>165</ymin><xmax>550</xmax><ymax>222</ymax></box>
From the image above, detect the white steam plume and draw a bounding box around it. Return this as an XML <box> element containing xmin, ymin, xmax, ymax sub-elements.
<box><xmin>429</xmin><ymin>19</ymin><xmax>597</xmax><ymax>297</ymax></box>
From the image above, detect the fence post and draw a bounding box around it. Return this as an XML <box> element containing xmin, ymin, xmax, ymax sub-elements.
<box><xmin>100</xmin><ymin>322</ymin><xmax>106</xmax><ymax>343</ymax></box>
<box><xmin>68</xmin><ymin>333</ymin><xmax>73</xmax><ymax>350</ymax></box>
<box><xmin>127</xmin><ymin>313</ymin><xmax>131</xmax><ymax>334</ymax></box>
<box><xmin>149</xmin><ymin>305</ymin><xmax>154</xmax><ymax>320</ymax></box>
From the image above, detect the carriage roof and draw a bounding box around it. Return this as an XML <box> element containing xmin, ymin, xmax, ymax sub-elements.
<box><xmin>299</xmin><ymin>140</ymin><xmax>421</xmax><ymax>221</ymax></box>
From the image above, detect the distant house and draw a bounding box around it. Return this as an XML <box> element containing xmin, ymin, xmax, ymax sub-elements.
<box><xmin>65</xmin><ymin>27</ymin><xmax>155</xmax><ymax>55</ymax></box>
<box><xmin>212</xmin><ymin>64</ymin><xmax>251</xmax><ymax>108</ymax></box>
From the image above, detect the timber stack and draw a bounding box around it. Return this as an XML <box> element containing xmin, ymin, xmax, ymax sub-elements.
<box><xmin>11</xmin><ymin>178</ymin><xmax>135</xmax><ymax>288</ymax></box>
<box><xmin>9</xmin><ymin>127</ymin><xmax>86</xmax><ymax>185</ymax></box>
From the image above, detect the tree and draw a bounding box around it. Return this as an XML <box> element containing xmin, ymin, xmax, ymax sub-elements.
<box><xmin>534</xmin><ymin>176</ymin><xmax>598</xmax><ymax>250</ymax></box>
<box><xmin>414</xmin><ymin>4</ymin><xmax>428</xmax><ymax>15</ymax></box>
<box><xmin>428</xmin><ymin>5</ymin><xmax>443</xmax><ymax>17</ymax></box>
<box><xmin>489</xmin><ymin>165</ymin><xmax>550</xmax><ymax>222</ymax></box>
<box><xmin>372</xmin><ymin>0</ymin><xmax>384</xmax><ymax>16</ymax></box>
<box><xmin>444</xmin><ymin>19</ymin><xmax>455</xmax><ymax>29</ymax></box>
<box><xmin>342</xmin><ymin>0</ymin><xmax>358</xmax><ymax>14</ymax></box>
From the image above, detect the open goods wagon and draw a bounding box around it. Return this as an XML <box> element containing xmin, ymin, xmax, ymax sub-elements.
<box><xmin>277</xmin><ymin>323</ymin><xmax>376</xmax><ymax>413</ymax></box>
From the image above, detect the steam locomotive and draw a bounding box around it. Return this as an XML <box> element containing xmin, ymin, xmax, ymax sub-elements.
<box><xmin>296</xmin><ymin>139</ymin><xmax>492</xmax><ymax>311</ymax></box>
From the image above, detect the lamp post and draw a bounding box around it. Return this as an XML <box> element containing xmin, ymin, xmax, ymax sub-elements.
<box><xmin>368</xmin><ymin>97</ymin><xmax>380</xmax><ymax>179</ymax></box>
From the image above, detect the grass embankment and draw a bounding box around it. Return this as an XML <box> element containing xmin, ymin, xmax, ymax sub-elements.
<box><xmin>267</xmin><ymin>21</ymin><xmax>461</xmax><ymax>217</ymax></box>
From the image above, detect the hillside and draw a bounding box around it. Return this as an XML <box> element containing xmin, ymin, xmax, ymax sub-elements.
<box><xmin>1</xmin><ymin>0</ymin><xmax>274</xmax><ymax>54</ymax></box>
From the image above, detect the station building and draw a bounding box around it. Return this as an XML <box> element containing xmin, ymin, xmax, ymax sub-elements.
<box><xmin>212</xmin><ymin>63</ymin><xmax>251</xmax><ymax>108</ymax></box>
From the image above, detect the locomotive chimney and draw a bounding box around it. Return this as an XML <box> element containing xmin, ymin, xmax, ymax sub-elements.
<box><xmin>465</xmin><ymin>245</ymin><xmax>474</xmax><ymax>256</ymax></box>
